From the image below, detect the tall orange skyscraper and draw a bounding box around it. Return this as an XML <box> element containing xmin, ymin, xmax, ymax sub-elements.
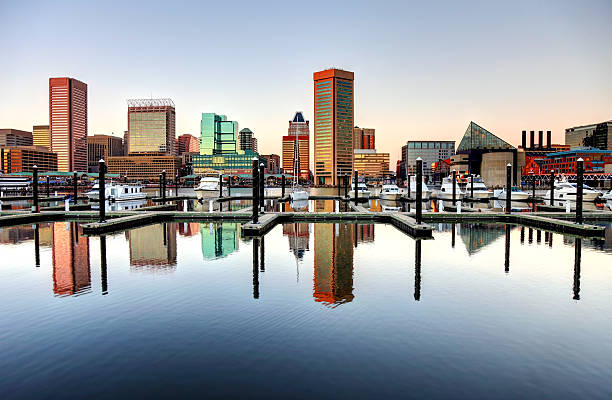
<box><xmin>313</xmin><ymin>68</ymin><xmax>354</xmax><ymax>186</ymax></box>
<box><xmin>49</xmin><ymin>77</ymin><xmax>88</xmax><ymax>172</ymax></box>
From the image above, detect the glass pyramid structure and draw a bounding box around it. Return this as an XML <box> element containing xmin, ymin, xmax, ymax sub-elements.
<box><xmin>457</xmin><ymin>122</ymin><xmax>514</xmax><ymax>151</ymax></box>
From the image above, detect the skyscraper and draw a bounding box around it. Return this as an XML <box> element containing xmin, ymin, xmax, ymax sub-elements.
<box><xmin>282</xmin><ymin>111</ymin><xmax>310</xmax><ymax>180</ymax></box>
<box><xmin>200</xmin><ymin>113</ymin><xmax>238</xmax><ymax>155</ymax></box>
<box><xmin>127</xmin><ymin>98</ymin><xmax>175</xmax><ymax>155</ymax></box>
<box><xmin>33</xmin><ymin>125</ymin><xmax>50</xmax><ymax>149</ymax></box>
<box><xmin>238</xmin><ymin>128</ymin><xmax>254</xmax><ymax>151</ymax></box>
<box><xmin>353</xmin><ymin>127</ymin><xmax>375</xmax><ymax>150</ymax></box>
<box><xmin>177</xmin><ymin>134</ymin><xmax>200</xmax><ymax>155</ymax></box>
<box><xmin>313</xmin><ymin>68</ymin><xmax>354</xmax><ymax>185</ymax></box>
<box><xmin>49</xmin><ymin>77</ymin><xmax>88</xmax><ymax>172</ymax></box>
<box><xmin>88</xmin><ymin>134</ymin><xmax>123</xmax><ymax>172</ymax></box>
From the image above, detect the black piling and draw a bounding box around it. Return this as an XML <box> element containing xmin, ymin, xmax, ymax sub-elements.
<box><xmin>407</xmin><ymin>174</ymin><xmax>411</xmax><ymax>199</ymax></box>
<box><xmin>337</xmin><ymin>175</ymin><xmax>341</xmax><ymax>197</ymax></box>
<box><xmin>219</xmin><ymin>174</ymin><xmax>223</xmax><ymax>198</ymax></box>
<box><xmin>470</xmin><ymin>173</ymin><xmax>474</xmax><ymax>199</ymax></box>
<box><xmin>259</xmin><ymin>163</ymin><xmax>265</xmax><ymax>212</ymax></box>
<box><xmin>452</xmin><ymin>170</ymin><xmax>456</xmax><ymax>204</ymax></box>
<box><xmin>504</xmin><ymin>225</ymin><xmax>510</xmax><ymax>273</ymax></box>
<box><xmin>260</xmin><ymin>236</ymin><xmax>265</xmax><ymax>272</ymax></box>
<box><xmin>573</xmin><ymin>238</ymin><xmax>582</xmax><ymax>300</ymax></box>
<box><xmin>100</xmin><ymin>236</ymin><xmax>108</xmax><ymax>295</ymax></box>
<box><xmin>46</xmin><ymin>176</ymin><xmax>50</xmax><ymax>197</ymax></box>
<box><xmin>228</xmin><ymin>174</ymin><xmax>231</xmax><ymax>197</ymax></box>
<box><xmin>34</xmin><ymin>224</ymin><xmax>40</xmax><ymax>268</ymax></box>
<box><xmin>505</xmin><ymin>163</ymin><xmax>511</xmax><ymax>214</ymax></box>
<box><xmin>162</xmin><ymin>170</ymin><xmax>167</xmax><ymax>204</ymax></box>
<box><xmin>451</xmin><ymin>223</ymin><xmax>456</xmax><ymax>248</ymax></box>
<box><xmin>416</xmin><ymin>158</ymin><xmax>423</xmax><ymax>224</ymax></box>
<box><xmin>576</xmin><ymin>158</ymin><xmax>583</xmax><ymax>224</ymax></box>
<box><xmin>531</xmin><ymin>173</ymin><xmax>536</xmax><ymax>212</ymax></box>
<box><xmin>414</xmin><ymin>239</ymin><xmax>421</xmax><ymax>301</ymax></box>
<box><xmin>252</xmin><ymin>237</ymin><xmax>260</xmax><ymax>299</ymax></box>
<box><xmin>32</xmin><ymin>165</ymin><xmax>38</xmax><ymax>213</ymax></box>
<box><xmin>99</xmin><ymin>159</ymin><xmax>106</xmax><ymax>222</ymax></box>
<box><xmin>252</xmin><ymin>158</ymin><xmax>259</xmax><ymax>224</ymax></box>
<box><xmin>281</xmin><ymin>175</ymin><xmax>285</xmax><ymax>198</ymax></box>
<box><xmin>354</xmin><ymin>170</ymin><xmax>359</xmax><ymax>203</ymax></box>
<box><xmin>158</xmin><ymin>174</ymin><xmax>163</xmax><ymax>198</ymax></box>
<box><xmin>344</xmin><ymin>174</ymin><xmax>348</xmax><ymax>198</ymax></box>
<box><xmin>550</xmin><ymin>169</ymin><xmax>555</xmax><ymax>205</ymax></box>
<box><xmin>73</xmin><ymin>171</ymin><xmax>78</xmax><ymax>204</ymax></box>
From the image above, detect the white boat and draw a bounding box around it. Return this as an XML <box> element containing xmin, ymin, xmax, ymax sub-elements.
<box><xmin>86</xmin><ymin>181</ymin><xmax>146</xmax><ymax>201</ymax></box>
<box><xmin>464</xmin><ymin>175</ymin><xmax>493</xmax><ymax>199</ymax></box>
<box><xmin>603</xmin><ymin>190</ymin><xmax>612</xmax><ymax>201</ymax></box>
<box><xmin>380</xmin><ymin>199</ymin><xmax>402</xmax><ymax>212</ymax></box>
<box><xmin>348</xmin><ymin>182</ymin><xmax>371</xmax><ymax>199</ymax></box>
<box><xmin>408</xmin><ymin>175</ymin><xmax>431</xmax><ymax>198</ymax></box>
<box><xmin>195</xmin><ymin>173</ymin><xmax>227</xmax><ymax>200</ymax></box>
<box><xmin>380</xmin><ymin>184</ymin><xmax>401</xmax><ymax>200</ymax></box>
<box><xmin>290</xmin><ymin>198</ymin><xmax>309</xmax><ymax>211</ymax></box>
<box><xmin>437</xmin><ymin>175</ymin><xmax>465</xmax><ymax>200</ymax></box>
<box><xmin>497</xmin><ymin>186</ymin><xmax>530</xmax><ymax>200</ymax></box>
<box><xmin>290</xmin><ymin>189</ymin><xmax>309</xmax><ymax>201</ymax></box>
<box><xmin>553</xmin><ymin>177</ymin><xmax>601</xmax><ymax>202</ymax></box>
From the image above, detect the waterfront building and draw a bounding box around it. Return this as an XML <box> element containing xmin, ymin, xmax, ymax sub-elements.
<box><xmin>353</xmin><ymin>127</ymin><xmax>375</xmax><ymax>150</ymax></box>
<box><xmin>33</xmin><ymin>125</ymin><xmax>50</xmax><ymax>149</ymax></box>
<box><xmin>127</xmin><ymin>223</ymin><xmax>177</xmax><ymax>269</ymax></box>
<box><xmin>177</xmin><ymin>134</ymin><xmax>199</xmax><ymax>155</ymax></box>
<box><xmin>200</xmin><ymin>113</ymin><xmax>238</xmax><ymax>156</ymax></box>
<box><xmin>519</xmin><ymin>131</ymin><xmax>570</xmax><ymax>176</ymax></box>
<box><xmin>192</xmin><ymin>150</ymin><xmax>258</xmax><ymax>175</ymax></box>
<box><xmin>282</xmin><ymin>111</ymin><xmax>310</xmax><ymax>180</ymax></box>
<box><xmin>127</xmin><ymin>99</ymin><xmax>175</xmax><ymax>155</ymax></box>
<box><xmin>566</xmin><ymin>120</ymin><xmax>612</xmax><ymax>150</ymax></box>
<box><xmin>353</xmin><ymin>149</ymin><xmax>390</xmax><ymax>180</ymax></box>
<box><xmin>260</xmin><ymin>154</ymin><xmax>280</xmax><ymax>174</ymax></box>
<box><xmin>238</xmin><ymin>128</ymin><xmax>254</xmax><ymax>152</ymax></box>
<box><xmin>313</xmin><ymin>222</ymin><xmax>354</xmax><ymax>306</ymax></box>
<box><xmin>181</xmin><ymin>151</ymin><xmax>199</xmax><ymax>175</ymax></box>
<box><xmin>200</xmin><ymin>223</ymin><xmax>240</xmax><ymax>260</ymax></box>
<box><xmin>106</xmin><ymin>155</ymin><xmax>181</xmax><ymax>181</ymax></box>
<box><xmin>313</xmin><ymin>68</ymin><xmax>354</xmax><ymax>185</ymax></box>
<box><xmin>404</xmin><ymin>140</ymin><xmax>455</xmax><ymax>179</ymax></box>
<box><xmin>0</xmin><ymin>129</ymin><xmax>33</xmax><ymax>147</ymax></box>
<box><xmin>541</xmin><ymin>149</ymin><xmax>612</xmax><ymax>174</ymax></box>
<box><xmin>251</xmin><ymin>137</ymin><xmax>258</xmax><ymax>153</ymax></box>
<box><xmin>123</xmin><ymin>131</ymin><xmax>129</xmax><ymax>155</ymax></box>
<box><xmin>49</xmin><ymin>77</ymin><xmax>88</xmax><ymax>172</ymax></box>
<box><xmin>87</xmin><ymin>134</ymin><xmax>123</xmax><ymax>172</ymax></box>
<box><xmin>0</xmin><ymin>146</ymin><xmax>58</xmax><ymax>173</ymax></box>
<box><xmin>52</xmin><ymin>222</ymin><xmax>90</xmax><ymax>296</ymax></box>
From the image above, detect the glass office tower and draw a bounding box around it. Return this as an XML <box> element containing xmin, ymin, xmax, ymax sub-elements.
<box><xmin>200</xmin><ymin>113</ymin><xmax>238</xmax><ymax>155</ymax></box>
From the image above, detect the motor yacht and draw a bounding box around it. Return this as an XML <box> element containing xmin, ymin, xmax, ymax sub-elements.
<box><xmin>496</xmin><ymin>186</ymin><xmax>530</xmax><ymax>200</ymax></box>
<box><xmin>380</xmin><ymin>184</ymin><xmax>401</xmax><ymax>200</ymax></box>
<box><xmin>195</xmin><ymin>173</ymin><xmax>227</xmax><ymax>200</ymax></box>
<box><xmin>348</xmin><ymin>181</ymin><xmax>371</xmax><ymax>199</ymax></box>
<box><xmin>437</xmin><ymin>175</ymin><xmax>465</xmax><ymax>200</ymax></box>
<box><xmin>464</xmin><ymin>175</ymin><xmax>493</xmax><ymax>199</ymax></box>
<box><xmin>554</xmin><ymin>178</ymin><xmax>602</xmax><ymax>202</ymax></box>
<box><xmin>407</xmin><ymin>175</ymin><xmax>431</xmax><ymax>199</ymax></box>
<box><xmin>380</xmin><ymin>199</ymin><xmax>402</xmax><ymax>212</ymax></box>
<box><xmin>86</xmin><ymin>181</ymin><xmax>147</xmax><ymax>201</ymax></box>
<box><xmin>603</xmin><ymin>190</ymin><xmax>612</xmax><ymax>201</ymax></box>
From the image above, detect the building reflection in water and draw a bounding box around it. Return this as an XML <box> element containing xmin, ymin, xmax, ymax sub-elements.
<box><xmin>200</xmin><ymin>222</ymin><xmax>240</xmax><ymax>260</ymax></box>
<box><xmin>313</xmin><ymin>223</ymin><xmax>354</xmax><ymax>307</ymax></box>
<box><xmin>179</xmin><ymin>222</ymin><xmax>200</xmax><ymax>237</ymax></box>
<box><xmin>127</xmin><ymin>223</ymin><xmax>177</xmax><ymax>271</ymax></box>
<box><xmin>459</xmin><ymin>223</ymin><xmax>506</xmax><ymax>255</ymax></box>
<box><xmin>283</xmin><ymin>223</ymin><xmax>310</xmax><ymax>261</ymax></box>
<box><xmin>52</xmin><ymin>222</ymin><xmax>91</xmax><ymax>296</ymax></box>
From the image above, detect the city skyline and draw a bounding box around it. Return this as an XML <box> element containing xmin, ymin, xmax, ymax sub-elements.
<box><xmin>1</xmin><ymin>1</ymin><xmax>612</xmax><ymax>166</ymax></box>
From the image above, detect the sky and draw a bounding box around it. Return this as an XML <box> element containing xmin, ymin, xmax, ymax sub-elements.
<box><xmin>1</xmin><ymin>0</ymin><xmax>611</xmax><ymax>166</ymax></box>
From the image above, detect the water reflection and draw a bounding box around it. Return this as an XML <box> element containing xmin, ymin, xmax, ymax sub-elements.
<box><xmin>52</xmin><ymin>222</ymin><xmax>91</xmax><ymax>296</ymax></box>
<box><xmin>573</xmin><ymin>239</ymin><xmax>582</xmax><ymax>300</ymax></box>
<box><xmin>200</xmin><ymin>222</ymin><xmax>240</xmax><ymax>260</ymax></box>
<box><xmin>126</xmin><ymin>223</ymin><xmax>177</xmax><ymax>270</ymax></box>
<box><xmin>414</xmin><ymin>239</ymin><xmax>421</xmax><ymax>301</ymax></box>
<box><xmin>313</xmin><ymin>223</ymin><xmax>354</xmax><ymax>307</ymax></box>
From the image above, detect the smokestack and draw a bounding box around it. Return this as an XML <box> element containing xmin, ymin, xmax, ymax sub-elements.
<box><xmin>521</xmin><ymin>130</ymin><xmax>526</xmax><ymax>149</ymax></box>
<box><xmin>538</xmin><ymin>131</ymin><xmax>544</xmax><ymax>149</ymax></box>
<box><xmin>546</xmin><ymin>130</ymin><xmax>551</xmax><ymax>149</ymax></box>
<box><xmin>530</xmin><ymin>130</ymin><xmax>535</xmax><ymax>149</ymax></box>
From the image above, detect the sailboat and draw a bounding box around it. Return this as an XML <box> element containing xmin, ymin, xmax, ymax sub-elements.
<box><xmin>290</xmin><ymin>128</ymin><xmax>308</xmax><ymax>201</ymax></box>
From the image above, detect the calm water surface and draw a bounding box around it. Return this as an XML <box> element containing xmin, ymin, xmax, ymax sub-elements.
<box><xmin>1</xmin><ymin>221</ymin><xmax>611</xmax><ymax>399</ymax></box>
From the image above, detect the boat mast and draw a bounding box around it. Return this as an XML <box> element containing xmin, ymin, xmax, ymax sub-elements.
<box><xmin>293</xmin><ymin>126</ymin><xmax>300</xmax><ymax>188</ymax></box>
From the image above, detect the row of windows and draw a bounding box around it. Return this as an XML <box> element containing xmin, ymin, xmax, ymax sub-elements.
<box><xmin>408</xmin><ymin>142</ymin><xmax>455</xmax><ymax>149</ymax></box>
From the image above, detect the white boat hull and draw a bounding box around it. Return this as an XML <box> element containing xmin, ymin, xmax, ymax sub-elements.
<box><xmin>195</xmin><ymin>188</ymin><xmax>227</xmax><ymax>200</ymax></box>
<box><xmin>555</xmin><ymin>191</ymin><xmax>600</xmax><ymax>202</ymax></box>
<box><xmin>498</xmin><ymin>192</ymin><xmax>529</xmax><ymax>200</ymax></box>
<box><xmin>468</xmin><ymin>191</ymin><xmax>492</xmax><ymax>199</ymax></box>
<box><xmin>290</xmin><ymin>190</ymin><xmax>309</xmax><ymax>201</ymax></box>
<box><xmin>437</xmin><ymin>191</ymin><xmax>464</xmax><ymax>200</ymax></box>
<box><xmin>348</xmin><ymin>190</ymin><xmax>371</xmax><ymax>199</ymax></box>
<box><xmin>380</xmin><ymin>192</ymin><xmax>401</xmax><ymax>200</ymax></box>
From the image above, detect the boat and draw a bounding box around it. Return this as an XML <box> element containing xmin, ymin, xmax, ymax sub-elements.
<box><xmin>85</xmin><ymin>181</ymin><xmax>146</xmax><ymax>201</ymax></box>
<box><xmin>380</xmin><ymin>199</ymin><xmax>402</xmax><ymax>212</ymax></box>
<box><xmin>348</xmin><ymin>181</ymin><xmax>371</xmax><ymax>199</ymax></box>
<box><xmin>553</xmin><ymin>177</ymin><xmax>602</xmax><ymax>202</ymax></box>
<box><xmin>380</xmin><ymin>184</ymin><xmax>401</xmax><ymax>200</ymax></box>
<box><xmin>195</xmin><ymin>172</ymin><xmax>227</xmax><ymax>200</ymax></box>
<box><xmin>289</xmin><ymin>126</ymin><xmax>309</xmax><ymax>201</ymax></box>
<box><xmin>497</xmin><ymin>186</ymin><xmax>530</xmax><ymax>200</ymax></box>
<box><xmin>437</xmin><ymin>175</ymin><xmax>465</xmax><ymax>200</ymax></box>
<box><xmin>464</xmin><ymin>175</ymin><xmax>492</xmax><ymax>199</ymax></box>
<box><xmin>290</xmin><ymin>198</ymin><xmax>309</xmax><ymax>211</ymax></box>
<box><xmin>408</xmin><ymin>175</ymin><xmax>431</xmax><ymax>199</ymax></box>
<box><xmin>603</xmin><ymin>190</ymin><xmax>612</xmax><ymax>201</ymax></box>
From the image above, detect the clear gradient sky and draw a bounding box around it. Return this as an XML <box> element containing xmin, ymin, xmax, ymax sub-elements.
<box><xmin>1</xmin><ymin>0</ymin><xmax>611</xmax><ymax>166</ymax></box>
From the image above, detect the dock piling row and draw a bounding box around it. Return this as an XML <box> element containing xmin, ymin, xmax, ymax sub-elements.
<box><xmin>32</xmin><ymin>165</ymin><xmax>38</xmax><ymax>213</ymax></box>
<box><xmin>505</xmin><ymin>163</ymin><xmax>512</xmax><ymax>214</ymax></box>
<box><xmin>416</xmin><ymin>158</ymin><xmax>423</xmax><ymax>224</ymax></box>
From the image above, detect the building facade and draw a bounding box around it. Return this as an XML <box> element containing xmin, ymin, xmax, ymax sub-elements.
<box><xmin>566</xmin><ymin>121</ymin><xmax>612</xmax><ymax>150</ymax></box>
<box><xmin>106</xmin><ymin>155</ymin><xmax>181</xmax><ymax>182</ymax></box>
<box><xmin>192</xmin><ymin>151</ymin><xmax>258</xmax><ymax>174</ymax></box>
<box><xmin>353</xmin><ymin>127</ymin><xmax>375</xmax><ymax>150</ymax></box>
<box><xmin>405</xmin><ymin>140</ymin><xmax>455</xmax><ymax>179</ymax></box>
<box><xmin>260</xmin><ymin>154</ymin><xmax>280</xmax><ymax>174</ymax></box>
<box><xmin>251</xmin><ymin>137</ymin><xmax>258</xmax><ymax>153</ymax></box>
<box><xmin>238</xmin><ymin>128</ymin><xmax>254</xmax><ymax>152</ymax></box>
<box><xmin>49</xmin><ymin>77</ymin><xmax>88</xmax><ymax>172</ymax></box>
<box><xmin>0</xmin><ymin>129</ymin><xmax>33</xmax><ymax>147</ymax></box>
<box><xmin>282</xmin><ymin>111</ymin><xmax>310</xmax><ymax>180</ymax></box>
<box><xmin>353</xmin><ymin>149</ymin><xmax>390</xmax><ymax>180</ymax></box>
<box><xmin>0</xmin><ymin>146</ymin><xmax>58</xmax><ymax>173</ymax></box>
<box><xmin>540</xmin><ymin>149</ymin><xmax>612</xmax><ymax>174</ymax></box>
<box><xmin>33</xmin><ymin>125</ymin><xmax>50</xmax><ymax>149</ymax></box>
<box><xmin>127</xmin><ymin>98</ymin><xmax>175</xmax><ymax>155</ymax></box>
<box><xmin>313</xmin><ymin>68</ymin><xmax>354</xmax><ymax>185</ymax></box>
<box><xmin>200</xmin><ymin>113</ymin><xmax>239</xmax><ymax>155</ymax></box>
<box><xmin>177</xmin><ymin>134</ymin><xmax>199</xmax><ymax>155</ymax></box>
<box><xmin>88</xmin><ymin>134</ymin><xmax>123</xmax><ymax>172</ymax></box>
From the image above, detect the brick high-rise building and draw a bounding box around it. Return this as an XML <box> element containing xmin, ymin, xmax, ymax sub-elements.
<box><xmin>87</xmin><ymin>134</ymin><xmax>123</xmax><ymax>171</ymax></box>
<box><xmin>353</xmin><ymin>127</ymin><xmax>375</xmax><ymax>150</ymax></box>
<box><xmin>127</xmin><ymin>98</ymin><xmax>176</xmax><ymax>155</ymax></box>
<box><xmin>49</xmin><ymin>77</ymin><xmax>88</xmax><ymax>172</ymax></box>
<box><xmin>313</xmin><ymin>69</ymin><xmax>354</xmax><ymax>185</ymax></box>
<box><xmin>282</xmin><ymin>111</ymin><xmax>310</xmax><ymax>180</ymax></box>
<box><xmin>177</xmin><ymin>134</ymin><xmax>200</xmax><ymax>155</ymax></box>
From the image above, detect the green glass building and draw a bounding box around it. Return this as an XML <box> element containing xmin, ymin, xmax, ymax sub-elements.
<box><xmin>200</xmin><ymin>113</ymin><xmax>238</xmax><ymax>155</ymax></box>
<box><xmin>200</xmin><ymin>222</ymin><xmax>239</xmax><ymax>259</ymax></box>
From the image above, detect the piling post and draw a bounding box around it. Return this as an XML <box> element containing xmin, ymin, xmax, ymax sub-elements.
<box><xmin>34</xmin><ymin>224</ymin><xmax>40</xmax><ymax>268</ymax></box>
<box><xmin>259</xmin><ymin>163</ymin><xmax>265</xmax><ymax>212</ymax></box>
<box><xmin>100</xmin><ymin>236</ymin><xmax>108</xmax><ymax>295</ymax></box>
<box><xmin>219</xmin><ymin>174</ymin><xmax>223</xmax><ymax>198</ymax></box>
<box><xmin>281</xmin><ymin>175</ymin><xmax>285</xmax><ymax>198</ymax></box>
<box><xmin>252</xmin><ymin>237</ymin><xmax>260</xmax><ymax>299</ymax></box>
<box><xmin>344</xmin><ymin>174</ymin><xmax>348</xmax><ymax>198</ymax></box>
<box><xmin>573</xmin><ymin>239</ymin><xmax>582</xmax><ymax>300</ymax></box>
<box><xmin>46</xmin><ymin>176</ymin><xmax>50</xmax><ymax>197</ymax></box>
<box><xmin>531</xmin><ymin>173</ymin><xmax>536</xmax><ymax>212</ymax></box>
<box><xmin>354</xmin><ymin>170</ymin><xmax>359</xmax><ymax>203</ymax></box>
<box><xmin>32</xmin><ymin>165</ymin><xmax>38</xmax><ymax>213</ymax></box>
<box><xmin>252</xmin><ymin>158</ymin><xmax>259</xmax><ymax>223</ymax></box>
<box><xmin>73</xmin><ymin>171</ymin><xmax>78</xmax><ymax>204</ymax></box>
<box><xmin>158</xmin><ymin>174</ymin><xmax>162</xmax><ymax>198</ymax></box>
<box><xmin>414</xmin><ymin>239</ymin><xmax>421</xmax><ymax>301</ymax></box>
<box><xmin>416</xmin><ymin>157</ymin><xmax>423</xmax><ymax>224</ymax></box>
<box><xmin>452</xmin><ymin>170</ymin><xmax>456</xmax><ymax>204</ymax></box>
<box><xmin>228</xmin><ymin>174</ymin><xmax>231</xmax><ymax>197</ymax></box>
<box><xmin>99</xmin><ymin>159</ymin><xmax>106</xmax><ymax>222</ymax></box>
<box><xmin>337</xmin><ymin>175</ymin><xmax>341</xmax><ymax>197</ymax></box>
<box><xmin>407</xmin><ymin>174</ymin><xmax>411</xmax><ymax>199</ymax></box>
<box><xmin>576</xmin><ymin>158</ymin><xmax>583</xmax><ymax>224</ymax></box>
<box><xmin>504</xmin><ymin>225</ymin><xmax>510</xmax><ymax>273</ymax></box>
<box><xmin>162</xmin><ymin>170</ymin><xmax>167</xmax><ymax>204</ymax></box>
<box><xmin>505</xmin><ymin>163</ymin><xmax>512</xmax><ymax>214</ymax></box>
<box><xmin>470</xmin><ymin>173</ymin><xmax>474</xmax><ymax>199</ymax></box>
<box><xmin>550</xmin><ymin>169</ymin><xmax>555</xmax><ymax>205</ymax></box>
